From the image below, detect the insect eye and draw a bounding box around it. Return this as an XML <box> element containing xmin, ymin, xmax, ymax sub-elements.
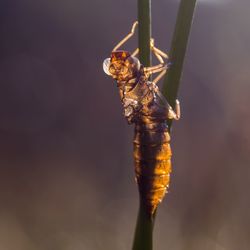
<box><xmin>103</xmin><ymin>58</ymin><xmax>111</xmax><ymax>75</ymax></box>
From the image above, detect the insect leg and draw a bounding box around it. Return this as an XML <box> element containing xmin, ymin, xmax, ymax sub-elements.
<box><xmin>132</xmin><ymin>38</ymin><xmax>168</xmax><ymax>59</ymax></box>
<box><xmin>144</xmin><ymin>64</ymin><xmax>166</xmax><ymax>74</ymax></box>
<box><xmin>150</xmin><ymin>38</ymin><xmax>169</xmax><ymax>61</ymax></box>
<box><xmin>143</xmin><ymin>39</ymin><xmax>169</xmax><ymax>83</ymax></box>
<box><xmin>152</xmin><ymin>69</ymin><xmax>167</xmax><ymax>85</ymax></box>
<box><xmin>113</xmin><ymin>21</ymin><xmax>138</xmax><ymax>51</ymax></box>
<box><xmin>150</xmin><ymin>38</ymin><xmax>169</xmax><ymax>63</ymax></box>
<box><xmin>132</xmin><ymin>48</ymin><xmax>139</xmax><ymax>57</ymax></box>
<box><xmin>152</xmin><ymin>86</ymin><xmax>181</xmax><ymax>120</ymax></box>
<box><xmin>167</xmin><ymin>100</ymin><xmax>181</xmax><ymax>120</ymax></box>
<box><xmin>144</xmin><ymin>64</ymin><xmax>167</xmax><ymax>84</ymax></box>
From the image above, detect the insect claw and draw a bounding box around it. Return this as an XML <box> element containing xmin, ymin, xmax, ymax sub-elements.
<box><xmin>131</xmin><ymin>21</ymin><xmax>138</xmax><ymax>33</ymax></box>
<box><xmin>150</xmin><ymin>38</ymin><xmax>155</xmax><ymax>48</ymax></box>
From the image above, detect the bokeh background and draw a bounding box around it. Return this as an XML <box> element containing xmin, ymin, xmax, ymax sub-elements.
<box><xmin>0</xmin><ymin>0</ymin><xmax>249</xmax><ymax>249</ymax></box>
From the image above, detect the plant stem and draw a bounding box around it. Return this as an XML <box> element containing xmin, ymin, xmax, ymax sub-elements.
<box><xmin>162</xmin><ymin>0</ymin><xmax>197</xmax><ymax>129</ymax></box>
<box><xmin>138</xmin><ymin>0</ymin><xmax>151</xmax><ymax>67</ymax></box>
<box><xmin>133</xmin><ymin>0</ymin><xmax>197</xmax><ymax>249</ymax></box>
<box><xmin>132</xmin><ymin>200</ymin><xmax>156</xmax><ymax>250</ymax></box>
<box><xmin>132</xmin><ymin>1</ymin><xmax>153</xmax><ymax>250</ymax></box>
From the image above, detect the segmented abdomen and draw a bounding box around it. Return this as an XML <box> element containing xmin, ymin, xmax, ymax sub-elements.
<box><xmin>133</xmin><ymin>121</ymin><xmax>172</xmax><ymax>216</ymax></box>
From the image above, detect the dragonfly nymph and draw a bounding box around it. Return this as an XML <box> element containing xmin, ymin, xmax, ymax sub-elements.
<box><xmin>103</xmin><ymin>21</ymin><xmax>180</xmax><ymax>217</ymax></box>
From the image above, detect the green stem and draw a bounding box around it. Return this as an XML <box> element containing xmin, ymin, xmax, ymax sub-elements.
<box><xmin>132</xmin><ymin>1</ymin><xmax>153</xmax><ymax>250</ymax></box>
<box><xmin>133</xmin><ymin>0</ymin><xmax>197</xmax><ymax>249</ymax></box>
<box><xmin>162</xmin><ymin>0</ymin><xmax>197</xmax><ymax>129</ymax></box>
<box><xmin>138</xmin><ymin>0</ymin><xmax>151</xmax><ymax>67</ymax></box>
<box><xmin>132</xmin><ymin>200</ymin><xmax>156</xmax><ymax>250</ymax></box>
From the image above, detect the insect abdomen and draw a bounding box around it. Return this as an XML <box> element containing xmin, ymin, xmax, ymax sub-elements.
<box><xmin>133</xmin><ymin>122</ymin><xmax>172</xmax><ymax>216</ymax></box>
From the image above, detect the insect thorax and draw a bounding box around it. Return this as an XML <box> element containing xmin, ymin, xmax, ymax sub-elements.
<box><xmin>117</xmin><ymin>73</ymin><xmax>156</xmax><ymax>124</ymax></box>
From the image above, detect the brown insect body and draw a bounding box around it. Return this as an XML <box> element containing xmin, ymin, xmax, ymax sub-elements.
<box><xmin>104</xmin><ymin>51</ymin><xmax>173</xmax><ymax>216</ymax></box>
<box><xmin>133</xmin><ymin>106</ymin><xmax>172</xmax><ymax>216</ymax></box>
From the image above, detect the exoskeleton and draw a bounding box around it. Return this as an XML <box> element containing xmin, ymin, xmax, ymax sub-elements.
<box><xmin>103</xmin><ymin>22</ymin><xmax>180</xmax><ymax>216</ymax></box>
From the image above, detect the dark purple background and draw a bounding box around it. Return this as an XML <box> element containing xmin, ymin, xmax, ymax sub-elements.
<box><xmin>0</xmin><ymin>0</ymin><xmax>249</xmax><ymax>249</ymax></box>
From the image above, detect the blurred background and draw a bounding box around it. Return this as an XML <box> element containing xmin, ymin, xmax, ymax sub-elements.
<box><xmin>0</xmin><ymin>0</ymin><xmax>249</xmax><ymax>249</ymax></box>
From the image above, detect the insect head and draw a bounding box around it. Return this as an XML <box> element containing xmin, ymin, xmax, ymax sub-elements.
<box><xmin>103</xmin><ymin>51</ymin><xmax>140</xmax><ymax>82</ymax></box>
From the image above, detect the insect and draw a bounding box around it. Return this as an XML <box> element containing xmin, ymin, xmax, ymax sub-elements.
<box><xmin>103</xmin><ymin>21</ymin><xmax>180</xmax><ymax>217</ymax></box>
